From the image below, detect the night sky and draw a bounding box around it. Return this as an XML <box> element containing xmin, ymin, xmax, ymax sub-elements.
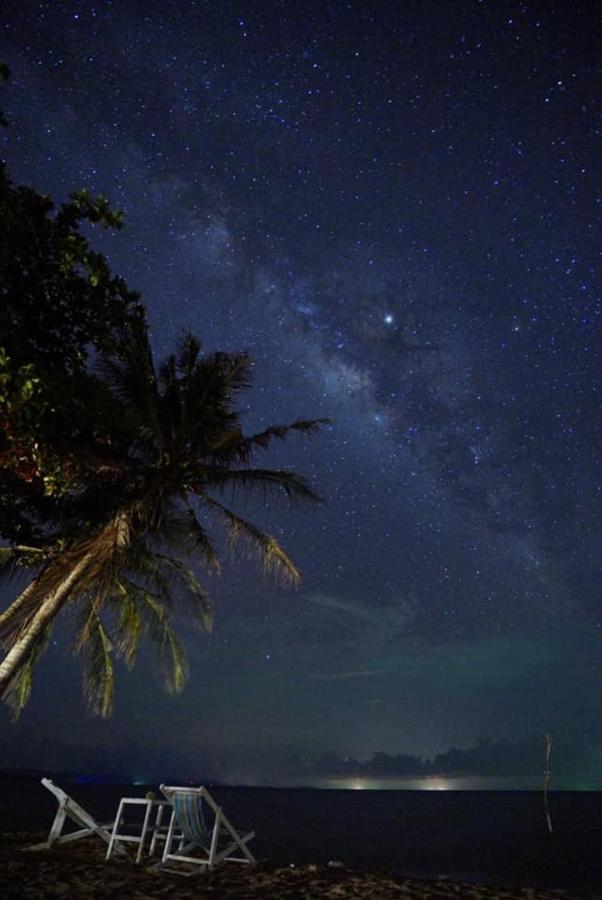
<box><xmin>1</xmin><ymin>1</ymin><xmax>600</xmax><ymax>786</ymax></box>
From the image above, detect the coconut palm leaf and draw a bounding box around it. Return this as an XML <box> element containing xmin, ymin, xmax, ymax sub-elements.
<box><xmin>96</xmin><ymin>327</ymin><xmax>162</xmax><ymax>452</ymax></box>
<box><xmin>175</xmin><ymin>333</ymin><xmax>202</xmax><ymax>378</ymax></box>
<box><xmin>158</xmin><ymin>353</ymin><xmax>182</xmax><ymax>446</ymax></box>
<box><xmin>157</xmin><ymin>620</ymin><xmax>188</xmax><ymax>694</ymax></box>
<box><xmin>183</xmin><ymin>508</ymin><xmax>220</xmax><ymax>572</ymax></box>
<box><xmin>182</xmin><ymin>353</ymin><xmax>253</xmax><ymax>455</ymax></box>
<box><xmin>0</xmin><ymin>545</ymin><xmax>49</xmax><ymax>591</ymax></box>
<box><xmin>230</xmin><ymin>418</ymin><xmax>330</xmax><ymax>463</ymax></box>
<box><xmin>112</xmin><ymin>581</ymin><xmax>143</xmax><ymax>667</ymax></box>
<box><xmin>75</xmin><ymin>600</ymin><xmax>115</xmax><ymax>717</ymax></box>
<box><xmin>152</xmin><ymin>554</ymin><xmax>213</xmax><ymax>632</ymax></box>
<box><xmin>158</xmin><ymin>508</ymin><xmax>221</xmax><ymax>573</ymax></box>
<box><xmin>121</xmin><ymin>581</ymin><xmax>189</xmax><ymax>693</ymax></box>
<box><xmin>202</xmin><ymin>495</ymin><xmax>300</xmax><ymax>585</ymax></box>
<box><xmin>199</xmin><ymin>467</ymin><xmax>320</xmax><ymax>502</ymax></box>
<box><xmin>121</xmin><ymin>542</ymin><xmax>175</xmax><ymax>607</ymax></box>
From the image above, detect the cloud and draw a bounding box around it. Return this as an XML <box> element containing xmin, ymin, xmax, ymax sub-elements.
<box><xmin>312</xmin><ymin>668</ymin><xmax>389</xmax><ymax>681</ymax></box>
<box><xmin>304</xmin><ymin>592</ymin><xmax>416</xmax><ymax>640</ymax></box>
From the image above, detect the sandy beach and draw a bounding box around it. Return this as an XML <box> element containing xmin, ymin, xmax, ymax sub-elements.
<box><xmin>1</xmin><ymin>833</ymin><xmax>601</xmax><ymax>900</ymax></box>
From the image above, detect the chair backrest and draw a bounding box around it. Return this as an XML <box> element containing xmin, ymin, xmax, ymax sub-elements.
<box><xmin>161</xmin><ymin>786</ymin><xmax>216</xmax><ymax>846</ymax></box>
<box><xmin>41</xmin><ymin>778</ymin><xmax>67</xmax><ymax>804</ymax></box>
<box><xmin>41</xmin><ymin>778</ymin><xmax>98</xmax><ymax>830</ymax></box>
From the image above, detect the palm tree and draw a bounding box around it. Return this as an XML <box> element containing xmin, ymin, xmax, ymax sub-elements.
<box><xmin>0</xmin><ymin>326</ymin><xmax>326</xmax><ymax>715</ymax></box>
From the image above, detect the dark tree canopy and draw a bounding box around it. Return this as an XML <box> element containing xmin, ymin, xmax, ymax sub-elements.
<box><xmin>0</xmin><ymin>65</ymin><xmax>326</xmax><ymax>716</ymax></box>
<box><xmin>0</xmin><ymin>65</ymin><xmax>144</xmax><ymax>539</ymax></box>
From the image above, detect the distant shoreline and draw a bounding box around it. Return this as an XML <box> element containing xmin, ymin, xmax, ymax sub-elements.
<box><xmin>1</xmin><ymin>769</ymin><xmax>600</xmax><ymax>792</ymax></box>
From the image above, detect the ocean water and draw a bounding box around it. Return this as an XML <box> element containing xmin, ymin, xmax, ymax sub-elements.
<box><xmin>1</xmin><ymin>777</ymin><xmax>601</xmax><ymax>890</ymax></box>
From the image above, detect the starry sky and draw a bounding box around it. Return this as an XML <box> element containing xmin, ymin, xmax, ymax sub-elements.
<box><xmin>1</xmin><ymin>1</ymin><xmax>600</xmax><ymax>786</ymax></box>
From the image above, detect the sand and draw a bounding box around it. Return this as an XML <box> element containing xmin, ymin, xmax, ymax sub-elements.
<box><xmin>1</xmin><ymin>832</ymin><xmax>601</xmax><ymax>899</ymax></box>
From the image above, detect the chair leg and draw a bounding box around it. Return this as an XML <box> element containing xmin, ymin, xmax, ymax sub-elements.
<box><xmin>219</xmin><ymin>808</ymin><xmax>256</xmax><ymax>863</ymax></box>
<box><xmin>149</xmin><ymin>803</ymin><xmax>164</xmax><ymax>857</ymax></box>
<box><xmin>105</xmin><ymin>799</ymin><xmax>124</xmax><ymax>861</ymax></box>
<box><xmin>136</xmin><ymin>801</ymin><xmax>153</xmax><ymax>864</ymax></box>
<box><xmin>47</xmin><ymin>802</ymin><xmax>67</xmax><ymax>847</ymax></box>
<box><xmin>208</xmin><ymin>810</ymin><xmax>221</xmax><ymax>869</ymax></box>
<box><xmin>162</xmin><ymin>809</ymin><xmax>177</xmax><ymax>863</ymax></box>
<box><xmin>239</xmin><ymin>832</ymin><xmax>256</xmax><ymax>863</ymax></box>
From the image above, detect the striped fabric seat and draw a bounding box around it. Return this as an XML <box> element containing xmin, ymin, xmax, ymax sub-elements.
<box><xmin>172</xmin><ymin>792</ymin><xmax>219</xmax><ymax>846</ymax></box>
<box><xmin>159</xmin><ymin>784</ymin><xmax>255</xmax><ymax>874</ymax></box>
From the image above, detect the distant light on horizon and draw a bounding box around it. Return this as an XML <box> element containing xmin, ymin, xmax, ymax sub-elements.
<box><xmin>423</xmin><ymin>777</ymin><xmax>450</xmax><ymax>791</ymax></box>
<box><xmin>326</xmin><ymin>775</ymin><xmax>454</xmax><ymax>791</ymax></box>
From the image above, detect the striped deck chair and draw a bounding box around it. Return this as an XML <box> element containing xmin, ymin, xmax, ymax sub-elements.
<box><xmin>159</xmin><ymin>784</ymin><xmax>255</xmax><ymax>874</ymax></box>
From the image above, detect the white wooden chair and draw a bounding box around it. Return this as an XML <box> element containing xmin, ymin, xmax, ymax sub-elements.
<box><xmin>24</xmin><ymin>778</ymin><xmax>123</xmax><ymax>853</ymax></box>
<box><xmin>105</xmin><ymin>796</ymin><xmax>171</xmax><ymax>863</ymax></box>
<box><xmin>159</xmin><ymin>784</ymin><xmax>255</xmax><ymax>875</ymax></box>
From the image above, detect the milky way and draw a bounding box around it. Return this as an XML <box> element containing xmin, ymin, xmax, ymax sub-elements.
<box><xmin>1</xmin><ymin>1</ymin><xmax>600</xmax><ymax>782</ymax></box>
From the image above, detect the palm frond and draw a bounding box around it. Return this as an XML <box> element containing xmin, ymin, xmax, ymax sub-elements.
<box><xmin>153</xmin><ymin>553</ymin><xmax>213</xmax><ymax>632</ymax></box>
<box><xmin>158</xmin><ymin>508</ymin><xmax>220</xmax><ymax>573</ymax></box>
<box><xmin>120</xmin><ymin>541</ymin><xmax>175</xmax><ymax>608</ymax></box>
<box><xmin>0</xmin><ymin>545</ymin><xmax>44</xmax><ymax>583</ymax></box>
<box><xmin>176</xmin><ymin>333</ymin><xmax>202</xmax><ymax>377</ymax></box>
<box><xmin>159</xmin><ymin>622</ymin><xmax>188</xmax><ymax>694</ymax></box>
<box><xmin>112</xmin><ymin>581</ymin><xmax>143</xmax><ymax>667</ymax></box>
<box><xmin>207</xmin><ymin>351</ymin><xmax>254</xmax><ymax>396</ymax></box>
<box><xmin>121</xmin><ymin>539</ymin><xmax>214</xmax><ymax>631</ymax></box>
<box><xmin>185</xmin><ymin>509</ymin><xmax>220</xmax><ymax>572</ymax></box>
<box><xmin>74</xmin><ymin>600</ymin><xmax>115</xmax><ymax>717</ymax></box>
<box><xmin>198</xmin><ymin>468</ymin><xmax>321</xmax><ymax>502</ymax></box>
<box><xmin>158</xmin><ymin>354</ymin><xmax>181</xmax><ymax>446</ymax></box>
<box><xmin>120</xmin><ymin>581</ymin><xmax>189</xmax><ymax>693</ymax></box>
<box><xmin>97</xmin><ymin>322</ymin><xmax>162</xmax><ymax>452</ymax></box>
<box><xmin>182</xmin><ymin>352</ymin><xmax>253</xmax><ymax>454</ymax></box>
<box><xmin>229</xmin><ymin>418</ymin><xmax>330</xmax><ymax>463</ymax></box>
<box><xmin>202</xmin><ymin>496</ymin><xmax>300</xmax><ymax>586</ymax></box>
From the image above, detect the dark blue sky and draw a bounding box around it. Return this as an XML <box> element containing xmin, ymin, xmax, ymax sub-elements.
<box><xmin>1</xmin><ymin>0</ymin><xmax>600</xmax><ymax>784</ymax></box>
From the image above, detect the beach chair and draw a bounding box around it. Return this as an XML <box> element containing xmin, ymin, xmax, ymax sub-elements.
<box><xmin>105</xmin><ymin>795</ymin><xmax>171</xmax><ymax>863</ymax></box>
<box><xmin>23</xmin><ymin>778</ymin><xmax>120</xmax><ymax>853</ymax></box>
<box><xmin>159</xmin><ymin>784</ymin><xmax>255</xmax><ymax>874</ymax></box>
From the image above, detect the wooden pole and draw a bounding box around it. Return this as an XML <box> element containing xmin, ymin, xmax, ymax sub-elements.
<box><xmin>543</xmin><ymin>733</ymin><xmax>554</xmax><ymax>835</ymax></box>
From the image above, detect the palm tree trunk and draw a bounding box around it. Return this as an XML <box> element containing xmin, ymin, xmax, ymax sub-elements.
<box><xmin>0</xmin><ymin>546</ymin><xmax>47</xmax><ymax>640</ymax></box>
<box><xmin>0</xmin><ymin>575</ymin><xmax>44</xmax><ymax>641</ymax></box>
<box><xmin>0</xmin><ymin>551</ymin><xmax>94</xmax><ymax>697</ymax></box>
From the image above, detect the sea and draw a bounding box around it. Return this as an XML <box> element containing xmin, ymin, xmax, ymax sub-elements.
<box><xmin>1</xmin><ymin>776</ymin><xmax>602</xmax><ymax>891</ymax></box>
